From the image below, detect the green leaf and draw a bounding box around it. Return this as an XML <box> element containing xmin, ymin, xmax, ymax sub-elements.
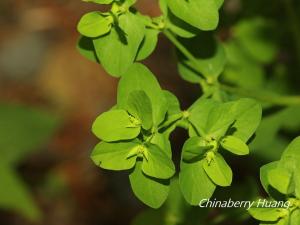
<box><xmin>126</xmin><ymin>90</ymin><xmax>153</xmax><ymax>130</ymax></box>
<box><xmin>165</xmin><ymin>10</ymin><xmax>200</xmax><ymax>38</ymax></box>
<box><xmin>77</xmin><ymin>36</ymin><xmax>99</xmax><ymax>62</ymax></box>
<box><xmin>178</xmin><ymin>37</ymin><xmax>227</xmax><ymax>83</ymax></box>
<box><xmin>278</xmin><ymin>137</ymin><xmax>300</xmax><ymax>197</ymax></box>
<box><xmin>230</xmin><ymin>98</ymin><xmax>262</xmax><ymax>142</ymax></box>
<box><xmin>268</xmin><ymin>168</ymin><xmax>294</xmax><ymax>195</ymax></box>
<box><xmin>83</xmin><ymin>0</ymin><xmax>113</xmax><ymax>4</ymax></box>
<box><xmin>0</xmin><ymin>103</ymin><xmax>58</xmax><ymax>220</ymax></box>
<box><xmin>248</xmin><ymin>207</ymin><xmax>282</xmax><ymax>222</ymax></box>
<box><xmin>158</xmin><ymin>91</ymin><xmax>182</xmax><ymax>135</ymax></box>
<box><xmin>117</xmin><ymin>63</ymin><xmax>168</xmax><ymax>126</ymax></box>
<box><xmin>221</xmin><ymin>135</ymin><xmax>249</xmax><ymax>155</ymax></box>
<box><xmin>203</xmin><ymin>153</ymin><xmax>232</xmax><ymax>187</ymax></box>
<box><xmin>260</xmin><ymin>161</ymin><xmax>286</xmax><ymax>200</ymax></box>
<box><xmin>188</xmin><ymin>98</ymin><xmax>261</xmax><ymax>141</ymax></box>
<box><xmin>92</xmin><ymin>109</ymin><xmax>140</xmax><ymax>142</ymax></box>
<box><xmin>214</xmin><ymin>0</ymin><xmax>224</xmax><ymax>9</ymax></box>
<box><xmin>233</xmin><ymin>18</ymin><xmax>278</xmax><ymax>63</ymax></box>
<box><xmin>77</xmin><ymin>12</ymin><xmax>112</xmax><ymax>38</ymax></box>
<box><xmin>91</xmin><ymin>140</ymin><xmax>140</xmax><ymax>170</ymax></box>
<box><xmin>136</xmin><ymin>28</ymin><xmax>159</xmax><ymax>61</ymax></box>
<box><xmin>290</xmin><ymin>209</ymin><xmax>300</xmax><ymax>225</ymax></box>
<box><xmin>166</xmin><ymin>0</ymin><xmax>219</xmax><ymax>31</ymax></box>
<box><xmin>260</xmin><ymin>162</ymin><xmax>279</xmax><ymax>193</ymax></box>
<box><xmin>0</xmin><ymin>163</ymin><xmax>41</xmax><ymax>221</ymax></box>
<box><xmin>179</xmin><ymin>159</ymin><xmax>216</xmax><ymax>205</ymax></box>
<box><xmin>0</xmin><ymin>103</ymin><xmax>59</xmax><ymax>166</ymax></box>
<box><xmin>93</xmin><ymin>12</ymin><xmax>145</xmax><ymax>76</ymax></box>
<box><xmin>188</xmin><ymin>98</ymin><xmax>218</xmax><ymax>137</ymax></box>
<box><xmin>142</xmin><ymin>144</ymin><xmax>175</xmax><ymax>179</ymax></box>
<box><xmin>129</xmin><ymin>161</ymin><xmax>170</xmax><ymax>208</ymax></box>
<box><xmin>150</xmin><ymin>132</ymin><xmax>172</xmax><ymax>158</ymax></box>
<box><xmin>182</xmin><ymin>136</ymin><xmax>211</xmax><ymax>161</ymax></box>
<box><xmin>280</xmin><ymin>136</ymin><xmax>300</xmax><ymax>162</ymax></box>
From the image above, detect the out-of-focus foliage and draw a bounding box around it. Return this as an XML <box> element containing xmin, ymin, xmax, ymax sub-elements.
<box><xmin>0</xmin><ymin>103</ymin><xmax>59</xmax><ymax>221</ymax></box>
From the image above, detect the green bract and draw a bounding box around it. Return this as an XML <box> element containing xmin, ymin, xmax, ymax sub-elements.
<box><xmin>248</xmin><ymin>137</ymin><xmax>300</xmax><ymax>225</ymax></box>
<box><xmin>221</xmin><ymin>135</ymin><xmax>249</xmax><ymax>155</ymax></box>
<box><xmin>179</xmin><ymin>159</ymin><xmax>216</xmax><ymax>205</ymax></box>
<box><xmin>126</xmin><ymin>90</ymin><xmax>153</xmax><ymax>130</ymax></box>
<box><xmin>92</xmin><ymin>109</ymin><xmax>141</xmax><ymax>142</ymax></box>
<box><xmin>77</xmin><ymin>36</ymin><xmax>98</xmax><ymax>62</ymax></box>
<box><xmin>166</xmin><ymin>0</ymin><xmax>221</xmax><ymax>31</ymax></box>
<box><xmin>91</xmin><ymin>140</ymin><xmax>140</xmax><ymax>170</ymax></box>
<box><xmin>203</xmin><ymin>152</ymin><xmax>233</xmax><ymax>187</ymax></box>
<box><xmin>117</xmin><ymin>63</ymin><xmax>168</xmax><ymax>126</ymax></box>
<box><xmin>129</xmin><ymin>161</ymin><xmax>170</xmax><ymax>208</ymax></box>
<box><xmin>93</xmin><ymin>12</ymin><xmax>145</xmax><ymax>76</ymax></box>
<box><xmin>188</xmin><ymin>98</ymin><xmax>262</xmax><ymax>141</ymax></box>
<box><xmin>136</xmin><ymin>28</ymin><xmax>160</xmax><ymax>61</ymax></box>
<box><xmin>178</xmin><ymin>36</ymin><xmax>227</xmax><ymax>83</ymax></box>
<box><xmin>77</xmin><ymin>12</ymin><xmax>112</xmax><ymax>38</ymax></box>
<box><xmin>182</xmin><ymin>136</ymin><xmax>211</xmax><ymax>161</ymax></box>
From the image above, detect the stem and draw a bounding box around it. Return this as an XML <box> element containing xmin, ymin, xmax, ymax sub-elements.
<box><xmin>163</xmin><ymin>30</ymin><xmax>208</xmax><ymax>79</ymax></box>
<box><xmin>221</xmin><ymin>84</ymin><xmax>300</xmax><ymax>106</ymax></box>
<box><xmin>283</xmin><ymin>0</ymin><xmax>300</xmax><ymax>64</ymax></box>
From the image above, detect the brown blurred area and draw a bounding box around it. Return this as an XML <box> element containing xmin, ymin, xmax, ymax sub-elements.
<box><xmin>0</xmin><ymin>1</ymin><xmax>197</xmax><ymax>225</ymax></box>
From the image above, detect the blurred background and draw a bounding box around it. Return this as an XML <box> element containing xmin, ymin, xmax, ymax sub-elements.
<box><xmin>0</xmin><ymin>0</ymin><xmax>300</xmax><ymax>225</ymax></box>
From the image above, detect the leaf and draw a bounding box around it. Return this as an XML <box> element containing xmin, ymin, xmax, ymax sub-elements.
<box><xmin>182</xmin><ymin>136</ymin><xmax>211</xmax><ymax>161</ymax></box>
<box><xmin>233</xmin><ymin>18</ymin><xmax>278</xmax><ymax>63</ymax></box>
<box><xmin>260</xmin><ymin>161</ymin><xmax>286</xmax><ymax>200</ymax></box>
<box><xmin>214</xmin><ymin>0</ymin><xmax>224</xmax><ymax>9</ymax></box>
<box><xmin>278</xmin><ymin>137</ymin><xmax>300</xmax><ymax>197</ymax></box>
<box><xmin>290</xmin><ymin>209</ymin><xmax>300</xmax><ymax>225</ymax></box>
<box><xmin>0</xmin><ymin>163</ymin><xmax>41</xmax><ymax>221</ymax></box>
<box><xmin>166</xmin><ymin>0</ymin><xmax>219</xmax><ymax>31</ymax></box>
<box><xmin>150</xmin><ymin>132</ymin><xmax>172</xmax><ymax>158</ymax></box>
<box><xmin>83</xmin><ymin>0</ymin><xmax>113</xmax><ymax>4</ymax></box>
<box><xmin>280</xmin><ymin>136</ymin><xmax>300</xmax><ymax>162</ymax></box>
<box><xmin>77</xmin><ymin>36</ymin><xmax>99</xmax><ymax>62</ymax></box>
<box><xmin>126</xmin><ymin>90</ymin><xmax>153</xmax><ymax>130</ymax></box>
<box><xmin>142</xmin><ymin>144</ymin><xmax>175</xmax><ymax>179</ymax></box>
<box><xmin>165</xmin><ymin>10</ymin><xmax>200</xmax><ymax>38</ymax></box>
<box><xmin>248</xmin><ymin>207</ymin><xmax>282</xmax><ymax>222</ymax></box>
<box><xmin>178</xmin><ymin>37</ymin><xmax>227</xmax><ymax>83</ymax></box>
<box><xmin>179</xmin><ymin>159</ymin><xmax>216</xmax><ymax>205</ymax></box>
<box><xmin>117</xmin><ymin>63</ymin><xmax>168</xmax><ymax>126</ymax></box>
<box><xmin>188</xmin><ymin>98</ymin><xmax>218</xmax><ymax>137</ymax></box>
<box><xmin>260</xmin><ymin>162</ymin><xmax>279</xmax><ymax>193</ymax></box>
<box><xmin>0</xmin><ymin>103</ymin><xmax>59</xmax><ymax>220</ymax></box>
<box><xmin>93</xmin><ymin>12</ymin><xmax>145</xmax><ymax>76</ymax></box>
<box><xmin>91</xmin><ymin>141</ymin><xmax>140</xmax><ymax>170</ymax></box>
<box><xmin>158</xmin><ymin>91</ymin><xmax>182</xmax><ymax>135</ymax></box>
<box><xmin>268</xmin><ymin>168</ymin><xmax>294</xmax><ymax>195</ymax></box>
<box><xmin>136</xmin><ymin>28</ymin><xmax>159</xmax><ymax>61</ymax></box>
<box><xmin>77</xmin><ymin>12</ymin><xmax>112</xmax><ymax>38</ymax></box>
<box><xmin>221</xmin><ymin>135</ymin><xmax>249</xmax><ymax>155</ymax></box>
<box><xmin>203</xmin><ymin>153</ymin><xmax>233</xmax><ymax>187</ymax></box>
<box><xmin>129</xmin><ymin>161</ymin><xmax>170</xmax><ymax>208</ymax></box>
<box><xmin>0</xmin><ymin>103</ymin><xmax>59</xmax><ymax>166</ymax></box>
<box><xmin>92</xmin><ymin>109</ymin><xmax>140</xmax><ymax>142</ymax></box>
<box><xmin>230</xmin><ymin>98</ymin><xmax>262</xmax><ymax>142</ymax></box>
<box><xmin>188</xmin><ymin>98</ymin><xmax>261</xmax><ymax>141</ymax></box>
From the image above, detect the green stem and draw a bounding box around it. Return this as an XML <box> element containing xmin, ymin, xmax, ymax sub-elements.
<box><xmin>283</xmin><ymin>0</ymin><xmax>300</xmax><ymax>64</ymax></box>
<box><xmin>163</xmin><ymin>30</ymin><xmax>208</xmax><ymax>79</ymax></box>
<box><xmin>221</xmin><ymin>84</ymin><xmax>300</xmax><ymax>106</ymax></box>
